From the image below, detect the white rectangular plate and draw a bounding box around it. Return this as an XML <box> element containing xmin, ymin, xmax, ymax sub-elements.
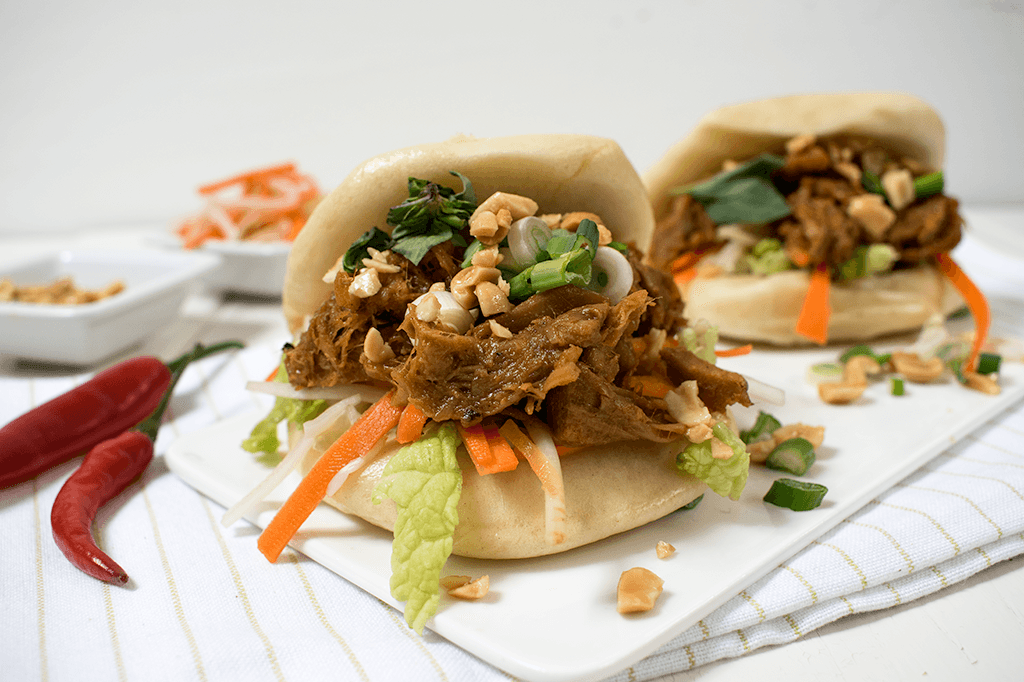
<box><xmin>166</xmin><ymin>345</ymin><xmax>1024</xmax><ymax>682</ymax></box>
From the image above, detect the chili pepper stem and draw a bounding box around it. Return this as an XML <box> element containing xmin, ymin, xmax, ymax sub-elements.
<box><xmin>136</xmin><ymin>341</ymin><xmax>244</xmax><ymax>441</ymax></box>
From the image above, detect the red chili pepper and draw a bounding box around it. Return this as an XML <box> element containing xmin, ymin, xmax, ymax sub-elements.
<box><xmin>0</xmin><ymin>357</ymin><xmax>171</xmax><ymax>489</ymax></box>
<box><xmin>50</xmin><ymin>430</ymin><xmax>155</xmax><ymax>584</ymax></box>
<box><xmin>48</xmin><ymin>340</ymin><xmax>243</xmax><ymax>584</ymax></box>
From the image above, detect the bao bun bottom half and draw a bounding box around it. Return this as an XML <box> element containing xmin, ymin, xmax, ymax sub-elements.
<box><xmin>685</xmin><ymin>266</ymin><xmax>963</xmax><ymax>347</ymax></box>
<box><xmin>643</xmin><ymin>92</ymin><xmax>963</xmax><ymax>346</ymax></box>
<box><xmin>302</xmin><ymin>435</ymin><xmax>706</xmax><ymax>560</ymax></box>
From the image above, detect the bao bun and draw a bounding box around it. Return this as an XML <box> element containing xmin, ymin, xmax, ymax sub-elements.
<box><xmin>643</xmin><ymin>92</ymin><xmax>962</xmax><ymax>346</ymax></box>
<box><xmin>287</xmin><ymin>134</ymin><xmax>705</xmax><ymax>559</ymax></box>
<box><xmin>284</xmin><ymin>134</ymin><xmax>657</xmax><ymax>335</ymax></box>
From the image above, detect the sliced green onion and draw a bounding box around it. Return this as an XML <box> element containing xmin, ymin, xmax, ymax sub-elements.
<box><xmin>574</xmin><ymin>219</ymin><xmax>600</xmax><ymax>259</ymax></box>
<box><xmin>808</xmin><ymin>362</ymin><xmax>844</xmax><ymax>385</ymax></box>
<box><xmin>765</xmin><ymin>437</ymin><xmax>816</xmax><ymax>476</ymax></box>
<box><xmin>740</xmin><ymin>411</ymin><xmax>782</xmax><ymax>444</ymax></box>
<box><xmin>608</xmin><ymin>241</ymin><xmax>629</xmax><ymax>254</ymax></box>
<box><xmin>890</xmin><ymin>375</ymin><xmax>905</xmax><ymax>396</ymax></box>
<box><xmin>461</xmin><ymin>239</ymin><xmax>486</xmax><ymax>269</ymax></box>
<box><xmin>977</xmin><ymin>352</ymin><xmax>1002</xmax><ymax>375</ymax></box>
<box><xmin>529</xmin><ymin>249</ymin><xmax>592</xmax><ymax>293</ymax></box>
<box><xmin>914</xmin><ymin>171</ymin><xmax>944</xmax><ymax>198</ymax></box>
<box><xmin>862</xmin><ymin>170</ymin><xmax>885</xmax><ymax>196</ymax></box>
<box><xmin>585</xmin><ymin>246</ymin><xmax>633</xmax><ymax>303</ymax></box>
<box><xmin>840</xmin><ymin>344</ymin><xmax>877</xmax><ymax>363</ymax></box>
<box><xmin>763</xmin><ymin>478</ymin><xmax>828</xmax><ymax>511</ymax></box>
<box><xmin>543</xmin><ymin>229</ymin><xmax>577</xmax><ymax>258</ymax></box>
<box><xmin>506</xmin><ymin>216</ymin><xmax>551</xmax><ymax>268</ymax></box>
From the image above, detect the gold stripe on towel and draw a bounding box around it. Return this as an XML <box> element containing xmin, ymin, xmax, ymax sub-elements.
<box><xmin>200</xmin><ymin>497</ymin><xmax>285</xmax><ymax>682</ymax></box>
<box><xmin>33</xmin><ymin>481</ymin><xmax>50</xmax><ymax>682</ymax></box>
<box><xmin>143</xmin><ymin>487</ymin><xmax>208</xmax><ymax>681</ymax></box>
<box><xmin>285</xmin><ymin>551</ymin><xmax>370</xmax><ymax>682</ymax></box>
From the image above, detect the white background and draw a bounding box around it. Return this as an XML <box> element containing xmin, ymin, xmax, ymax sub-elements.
<box><xmin>1</xmin><ymin>0</ymin><xmax>1022</xmax><ymax>233</ymax></box>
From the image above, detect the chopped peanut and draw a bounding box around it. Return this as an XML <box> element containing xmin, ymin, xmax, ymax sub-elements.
<box><xmin>488</xmin><ymin>319</ymin><xmax>513</xmax><ymax>338</ymax></box>
<box><xmin>882</xmin><ymin>168</ymin><xmax>916</xmax><ymax>211</ymax></box>
<box><xmin>470</xmin><ymin>192</ymin><xmax>538</xmax><ymax>244</ymax></box>
<box><xmin>656</xmin><ymin>541</ymin><xmax>676</xmax><ymax>560</ymax></box>
<box><xmin>363</xmin><ymin>328</ymin><xmax>395</xmax><ymax>363</ymax></box>
<box><xmin>475</xmin><ymin>281</ymin><xmax>512</xmax><ymax>317</ymax></box>
<box><xmin>448</xmin><ymin>575</ymin><xmax>489</xmax><ymax>600</ymax></box>
<box><xmin>415</xmin><ymin>293</ymin><xmax>441</xmax><ymax>323</ymax></box>
<box><xmin>847</xmin><ymin>194</ymin><xmax>896</xmax><ymax>239</ymax></box>
<box><xmin>844</xmin><ymin>355</ymin><xmax>882</xmax><ymax>386</ymax></box>
<box><xmin>617</xmin><ymin>567</ymin><xmax>664</xmax><ymax>614</ymax></box>
<box><xmin>890</xmin><ymin>351</ymin><xmax>945</xmax><ymax>383</ymax></box>
<box><xmin>785</xmin><ymin>133</ymin><xmax>817</xmax><ymax>155</ymax></box>
<box><xmin>348</xmin><ymin>268</ymin><xmax>381</xmax><ymax>298</ymax></box>
<box><xmin>772</xmin><ymin>423</ymin><xmax>825</xmax><ymax>450</ymax></box>
<box><xmin>440</xmin><ymin>575</ymin><xmax>472</xmax><ymax>590</ymax></box>
<box><xmin>834</xmin><ymin>161</ymin><xmax>862</xmax><ymax>186</ymax></box>
<box><xmin>963</xmin><ymin>371</ymin><xmax>1001</xmax><ymax>395</ymax></box>
<box><xmin>450</xmin><ymin>265</ymin><xmax>502</xmax><ymax>309</ymax></box>
<box><xmin>471</xmin><ymin>245</ymin><xmax>504</xmax><ymax>268</ymax></box>
<box><xmin>818</xmin><ymin>382</ymin><xmax>867</xmax><ymax>405</ymax></box>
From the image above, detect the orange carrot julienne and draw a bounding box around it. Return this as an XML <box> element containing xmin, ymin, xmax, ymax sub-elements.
<box><xmin>498</xmin><ymin>421</ymin><xmax>559</xmax><ymax>495</ymax></box>
<box><xmin>794</xmin><ymin>263</ymin><xmax>831</xmax><ymax>345</ymax></box>
<box><xmin>396</xmin><ymin>403</ymin><xmax>429</xmax><ymax>444</ymax></box>
<box><xmin>715</xmin><ymin>344</ymin><xmax>754</xmax><ymax>358</ymax></box>
<box><xmin>935</xmin><ymin>253</ymin><xmax>990</xmax><ymax>372</ymax></box>
<box><xmin>256</xmin><ymin>390</ymin><xmax>402</xmax><ymax>563</ymax></box>
<box><xmin>629</xmin><ymin>375</ymin><xmax>674</xmax><ymax>398</ymax></box>
<box><xmin>198</xmin><ymin>162</ymin><xmax>298</xmax><ymax>195</ymax></box>
<box><xmin>788</xmin><ymin>248</ymin><xmax>811</xmax><ymax>268</ymax></box>
<box><xmin>456</xmin><ymin>424</ymin><xmax>517</xmax><ymax>476</ymax></box>
<box><xmin>674</xmin><ymin>266</ymin><xmax>700</xmax><ymax>286</ymax></box>
<box><xmin>484</xmin><ymin>426</ymin><xmax>518</xmax><ymax>469</ymax></box>
<box><xmin>670</xmin><ymin>251</ymin><xmax>704</xmax><ymax>275</ymax></box>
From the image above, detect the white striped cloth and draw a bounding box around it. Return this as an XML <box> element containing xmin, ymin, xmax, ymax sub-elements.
<box><xmin>2</xmin><ymin>233</ymin><xmax>1023</xmax><ymax>682</ymax></box>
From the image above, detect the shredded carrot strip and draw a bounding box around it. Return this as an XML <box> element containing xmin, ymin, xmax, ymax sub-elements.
<box><xmin>674</xmin><ymin>267</ymin><xmax>700</xmax><ymax>286</ymax></box>
<box><xmin>456</xmin><ymin>424</ymin><xmax>518</xmax><ymax>475</ymax></box>
<box><xmin>794</xmin><ymin>263</ymin><xmax>831</xmax><ymax>345</ymax></box>
<box><xmin>396</xmin><ymin>403</ymin><xmax>429</xmax><ymax>444</ymax></box>
<box><xmin>935</xmin><ymin>253</ymin><xmax>990</xmax><ymax>372</ymax></box>
<box><xmin>198</xmin><ymin>162</ymin><xmax>297</xmax><ymax>195</ymax></box>
<box><xmin>555</xmin><ymin>445</ymin><xmax>581</xmax><ymax>457</ymax></box>
<box><xmin>787</xmin><ymin>247</ymin><xmax>811</xmax><ymax>268</ymax></box>
<box><xmin>715</xmin><ymin>344</ymin><xmax>754</xmax><ymax>358</ymax></box>
<box><xmin>264</xmin><ymin>365</ymin><xmax>281</xmax><ymax>382</ymax></box>
<box><xmin>499</xmin><ymin>421</ymin><xmax>558</xmax><ymax>496</ymax></box>
<box><xmin>669</xmin><ymin>251</ymin><xmax>704</xmax><ymax>275</ymax></box>
<box><xmin>256</xmin><ymin>390</ymin><xmax>402</xmax><ymax>563</ymax></box>
<box><xmin>629</xmin><ymin>375</ymin><xmax>674</xmax><ymax>398</ymax></box>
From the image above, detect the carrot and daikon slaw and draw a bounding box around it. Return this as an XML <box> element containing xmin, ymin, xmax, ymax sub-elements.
<box><xmin>176</xmin><ymin>162</ymin><xmax>322</xmax><ymax>249</ymax></box>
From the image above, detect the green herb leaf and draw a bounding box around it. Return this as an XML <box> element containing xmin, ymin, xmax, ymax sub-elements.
<box><xmin>385</xmin><ymin>172</ymin><xmax>477</xmax><ymax>265</ymax></box>
<box><xmin>672</xmin><ymin>154</ymin><xmax>791</xmax><ymax>226</ymax></box>
<box><xmin>341</xmin><ymin>227</ymin><xmax>391</xmax><ymax>275</ymax></box>
<box><xmin>862</xmin><ymin>170</ymin><xmax>885</xmax><ymax>196</ymax></box>
<box><xmin>372</xmin><ymin>424</ymin><xmax>462</xmax><ymax>633</ymax></box>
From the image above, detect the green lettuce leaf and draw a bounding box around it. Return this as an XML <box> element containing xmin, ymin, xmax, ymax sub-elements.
<box><xmin>677</xmin><ymin>422</ymin><xmax>750</xmax><ymax>501</ymax></box>
<box><xmin>372</xmin><ymin>423</ymin><xmax>463</xmax><ymax>633</ymax></box>
<box><xmin>241</xmin><ymin>364</ymin><xmax>327</xmax><ymax>463</ymax></box>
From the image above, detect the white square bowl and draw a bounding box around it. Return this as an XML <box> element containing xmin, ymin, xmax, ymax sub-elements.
<box><xmin>146</xmin><ymin>233</ymin><xmax>292</xmax><ymax>297</ymax></box>
<box><xmin>199</xmin><ymin>240</ymin><xmax>291</xmax><ymax>297</ymax></box>
<box><xmin>0</xmin><ymin>249</ymin><xmax>220</xmax><ymax>365</ymax></box>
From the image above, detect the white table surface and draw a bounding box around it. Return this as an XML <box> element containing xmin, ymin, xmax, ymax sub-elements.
<box><xmin>2</xmin><ymin>206</ymin><xmax>1022</xmax><ymax>682</ymax></box>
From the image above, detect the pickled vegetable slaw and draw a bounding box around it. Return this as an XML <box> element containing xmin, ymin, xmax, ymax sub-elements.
<box><xmin>176</xmin><ymin>162</ymin><xmax>322</xmax><ymax>248</ymax></box>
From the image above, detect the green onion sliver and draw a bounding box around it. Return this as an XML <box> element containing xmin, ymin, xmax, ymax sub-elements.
<box><xmin>977</xmin><ymin>352</ymin><xmax>1002</xmax><ymax>375</ymax></box>
<box><xmin>807</xmin><ymin>362</ymin><xmax>844</xmax><ymax>385</ymax></box>
<box><xmin>840</xmin><ymin>344</ymin><xmax>877</xmax><ymax>363</ymax></box>
<box><xmin>890</xmin><ymin>375</ymin><xmax>905</xmax><ymax>396</ymax></box>
<box><xmin>765</xmin><ymin>438</ymin><xmax>816</xmax><ymax>476</ymax></box>
<box><xmin>763</xmin><ymin>478</ymin><xmax>828</xmax><ymax>511</ymax></box>
<box><xmin>914</xmin><ymin>171</ymin><xmax>944</xmax><ymax>199</ymax></box>
<box><xmin>740</xmin><ymin>411</ymin><xmax>782</xmax><ymax>445</ymax></box>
